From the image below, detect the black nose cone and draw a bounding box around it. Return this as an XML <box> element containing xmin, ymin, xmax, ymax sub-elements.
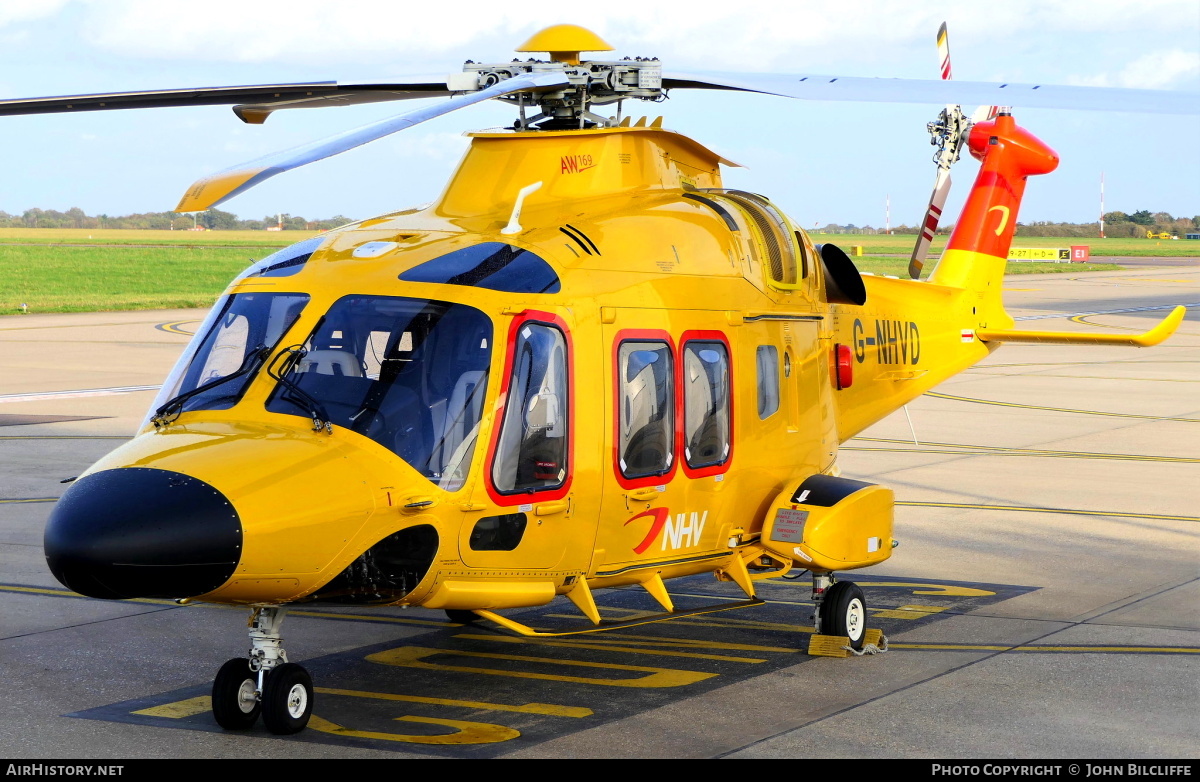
<box><xmin>44</xmin><ymin>467</ymin><xmax>242</xmax><ymax>599</ymax></box>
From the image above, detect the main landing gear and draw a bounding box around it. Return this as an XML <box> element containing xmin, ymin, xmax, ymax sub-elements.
<box><xmin>211</xmin><ymin>607</ymin><xmax>313</xmax><ymax>734</ymax></box>
<box><xmin>811</xmin><ymin>573</ymin><xmax>866</xmax><ymax>650</ymax></box>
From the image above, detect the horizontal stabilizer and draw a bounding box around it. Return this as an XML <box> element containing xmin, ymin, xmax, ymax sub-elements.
<box><xmin>976</xmin><ymin>306</ymin><xmax>1185</xmax><ymax>347</ymax></box>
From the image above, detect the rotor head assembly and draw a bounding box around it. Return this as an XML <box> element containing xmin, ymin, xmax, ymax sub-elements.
<box><xmin>450</xmin><ymin>25</ymin><xmax>665</xmax><ymax>129</ymax></box>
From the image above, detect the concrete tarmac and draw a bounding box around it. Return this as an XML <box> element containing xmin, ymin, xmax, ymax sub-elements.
<box><xmin>1</xmin><ymin>266</ymin><xmax>1197</xmax><ymax>760</ymax></box>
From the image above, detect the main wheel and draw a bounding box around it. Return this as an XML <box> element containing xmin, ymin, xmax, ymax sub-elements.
<box><xmin>445</xmin><ymin>609</ymin><xmax>480</xmax><ymax>624</ymax></box>
<box><xmin>261</xmin><ymin>663</ymin><xmax>313</xmax><ymax>735</ymax></box>
<box><xmin>821</xmin><ymin>581</ymin><xmax>867</xmax><ymax>649</ymax></box>
<box><xmin>212</xmin><ymin>658</ymin><xmax>261</xmax><ymax>730</ymax></box>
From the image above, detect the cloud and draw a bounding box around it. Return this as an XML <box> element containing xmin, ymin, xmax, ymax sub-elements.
<box><xmin>65</xmin><ymin>0</ymin><xmax>1198</xmax><ymax>75</ymax></box>
<box><xmin>1069</xmin><ymin>50</ymin><xmax>1200</xmax><ymax>89</ymax></box>
<box><xmin>0</xmin><ymin>0</ymin><xmax>69</xmax><ymax>27</ymax></box>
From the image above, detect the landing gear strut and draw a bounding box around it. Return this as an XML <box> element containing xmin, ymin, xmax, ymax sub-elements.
<box><xmin>211</xmin><ymin>607</ymin><xmax>313</xmax><ymax>734</ymax></box>
<box><xmin>812</xmin><ymin>573</ymin><xmax>867</xmax><ymax>650</ymax></box>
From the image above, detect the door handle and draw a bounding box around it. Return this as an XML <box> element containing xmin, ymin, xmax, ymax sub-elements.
<box><xmin>628</xmin><ymin>487</ymin><xmax>660</xmax><ymax>502</ymax></box>
<box><xmin>535</xmin><ymin>501</ymin><xmax>569</xmax><ymax>516</ymax></box>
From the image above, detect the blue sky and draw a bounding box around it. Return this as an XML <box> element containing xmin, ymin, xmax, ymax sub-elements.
<box><xmin>1</xmin><ymin>0</ymin><xmax>1197</xmax><ymax>228</ymax></box>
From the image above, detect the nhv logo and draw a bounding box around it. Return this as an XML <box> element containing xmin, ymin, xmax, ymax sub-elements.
<box><xmin>626</xmin><ymin>508</ymin><xmax>709</xmax><ymax>553</ymax></box>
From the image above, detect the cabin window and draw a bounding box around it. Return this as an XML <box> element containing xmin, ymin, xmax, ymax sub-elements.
<box><xmin>469</xmin><ymin>513</ymin><xmax>528</xmax><ymax>551</ymax></box>
<box><xmin>265</xmin><ymin>295</ymin><xmax>492</xmax><ymax>490</ymax></box>
<box><xmin>757</xmin><ymin>345</ymin><xmax>780</xmax><ymax>419</ymax></box>
<box><xmin>492</xmin><ymin>323</ymin><xmax>570</xmax><ymax>494</ymax></box>
<box><xmin>399</xmin><ymin>243</ymin><xmax>561</xmax><ymax>294</ymax></box>
<box><xmin>618</xmin><ymin>341</ymin><xmax>674</xmax><ymax>478</ymax></box>
<box><xmin>683</xmin><ymin>341</ymin><xmax>731</xmax><ymax>468</ymax></box>
<box><xmin>239</xmin><ymin>235</ymin><xmax>325</xmax><ymax>279</ymax></box>
<box><xmin>150</xmin><ymin>292</ymin><xmax>309</xmax><ymax>418</ymax></box>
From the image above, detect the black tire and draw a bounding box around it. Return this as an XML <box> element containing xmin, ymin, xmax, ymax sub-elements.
<box><xmin>261</xmin><ymin>663</ymin><xmax>313</xmax><ymax>735</ymax></box>
<box><xmin>212</xmin><ymin>658</ymin><xmax>261</xmax><ymax>730</ymax></box>
<box><xmin>821</xmin><ymin>581</ymin><xmax>867</xmax><ymax>649</ymax></box>
<box><xmin>445</xmin><ymin>609</ymin><xmax>480</xmax><ymax>624</ymax></box>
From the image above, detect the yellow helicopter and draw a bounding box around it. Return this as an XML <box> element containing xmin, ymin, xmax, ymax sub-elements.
<box><xmin>7</xmin><ymin>24</ymin><xmax>1193</xmax><ymax>736</ymax></box>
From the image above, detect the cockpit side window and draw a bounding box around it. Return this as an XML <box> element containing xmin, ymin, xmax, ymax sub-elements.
<box><xmin>490</xmin><ymin>319</ymin><xmax>571</xmax><ymax>496</ymax></box>
<box><xmin>265</xmin><ymin>295</ymin><xmax>492</xmax><ymax>490</ymax></box>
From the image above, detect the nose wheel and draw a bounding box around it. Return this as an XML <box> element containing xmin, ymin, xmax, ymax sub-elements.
<box><xmin>260</xmin><ymin>663</ymin><xmax>313</xmax><ymax>734</ymax></box>
<box><xmin>813</xmin><ymin>576</ymin><xmax>867</xmax><ymax>650</ymax></box>
<box><xmin>211</xmin><ymin>607</ymin><xmax>313</xmax><ymax>734</ymax></box>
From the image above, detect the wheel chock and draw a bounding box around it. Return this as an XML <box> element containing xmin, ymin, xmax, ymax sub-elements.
<box><xmin>807</xmin><ymin>634</ymin><xmax>852</xmax><ymax>657</ymax></box>
<box><xmin>807</xmin><ymin>628</ymin><xmax>885</xmax><ymax>657</ymax></box>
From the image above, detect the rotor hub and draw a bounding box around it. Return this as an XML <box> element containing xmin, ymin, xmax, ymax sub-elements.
<box><xmin>448</xmin><ymin>25</ymin><xmax>664</xmax><ymax>130</ymax></box>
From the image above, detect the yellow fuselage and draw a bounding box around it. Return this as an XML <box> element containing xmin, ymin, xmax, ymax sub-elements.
<box><xmin>77</xmin><ymin>125</ymin><xmax>1001</xmax><ymax>611</ymax></box>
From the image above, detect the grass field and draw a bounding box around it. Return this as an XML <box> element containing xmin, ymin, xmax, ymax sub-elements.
<box><xmin>0</xmin><ymin>228</ymin><xmax>320</xmax><ymax>248</ymax></box>
<box><xmin>0</xmin><ymin>229</ymin><xmax>1185</xmax><ymax>314</ymax></box>
<box><xmin>0</xmin><ymin>244</ymin><xmax>266</xmax><ymax>313</ymax></box>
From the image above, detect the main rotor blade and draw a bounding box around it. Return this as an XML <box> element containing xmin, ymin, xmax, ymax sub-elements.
<box><xmin>175</xmin><ymin>71</ymin><xmax>569</xmax><ymax>213</ymax></box>
<box><xmin>663</xmin><ymin>71</ymin><xmax>1200</xmax><ymax>115</ymax></box>
<box><xmin>0</xmin><ymin>80</ymin><xmax>453</xmax><ymax>122</ymax></box>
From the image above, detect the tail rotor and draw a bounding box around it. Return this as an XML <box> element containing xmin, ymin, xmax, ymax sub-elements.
<box><xmin>908</xmin><ymin>22</ymin><xmax>985</xmax><ymax>280</ymax></box>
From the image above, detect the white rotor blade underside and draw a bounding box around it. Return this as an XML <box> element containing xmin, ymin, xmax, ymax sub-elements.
<box><xmin>176</xmin><ymin>71</ymin><xmax>571</xmax><ymax>212</ymax></box>
<box><xmin>664</xmin><ymin>71</ymin><xmax>1199</xmax><ymax>115</ymax></box>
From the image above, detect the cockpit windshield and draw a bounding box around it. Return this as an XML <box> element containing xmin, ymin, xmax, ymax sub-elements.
<box><xmin>148</xmin><ymin>292</ymin><xmax>310</xmax><ymax>421</ymax></box>
<box><xmin>265</xmin><ymin>295</ymin><xmax>492</xmax><ymax>490</ymax></box>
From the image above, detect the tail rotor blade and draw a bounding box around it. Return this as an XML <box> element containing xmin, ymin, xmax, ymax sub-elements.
<box><xmin>909</xmin><ymin>167</ymin><xmax>951</xmax><ymax>280</ymax></box>
<box><xmin>175</xmin><ymin>71</ymin><xmax>569</xmax><ymax>212</ymax></box>
<box><xmin>937</xmin><ymin>22</ymin><xmax>953</xmax><ymax>80</ymax></box>
<box><xmin>910</xmin><ymin>22</ymin><xmax>962</xmax><ymax>281</ymax></box>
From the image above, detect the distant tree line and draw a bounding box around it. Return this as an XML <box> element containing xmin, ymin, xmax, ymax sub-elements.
<box><xmin>6</xmin><ymin>206</ymin><xmax>1196</xmax><ymax>238</ymax></box>
<box><xmin>0</xmin><ymin>207</ymin><xmax>354</xmax><ymax>231</ymax></box>
<box><xmin>817</xmin><ymin>211</ymin><xmax>1199</xmax><ymax>238</ymax></box>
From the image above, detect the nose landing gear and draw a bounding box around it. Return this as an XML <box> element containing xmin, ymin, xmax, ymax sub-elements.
<box><xmin>211</xmin><ymin>607</ymin><xmax>313</xmax><ymax>734</ymax></box>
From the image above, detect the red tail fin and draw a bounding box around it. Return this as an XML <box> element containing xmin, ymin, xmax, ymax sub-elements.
<box><xmin>931</xmin><ymin>112</ymin><xmax>1059</xmax><ymax>291</ymax></box>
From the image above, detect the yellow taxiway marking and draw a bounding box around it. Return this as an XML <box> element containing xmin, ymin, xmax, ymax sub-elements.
<box><xmin>842</xmin><ymin>583</ymin><xmax>993</xmax><ymax>597</ymax></box>
<box><xmin>0</xmin><ymin>319</ymin><xmax>168</xmax><ymax>332</ymax></box>
<box><xmin>132</xmin><ymin>696</ymin><xmax>211</xmax><ymax>718</ymax></box>
<box><xmin>155</xmin><ymin>320</ymin><xmax>198</xmax><ymax>336</ymax></box>
<box><xmin>367</xmin><ymin>645</ymin><xmax>716</xmax><ymax>688</ymax></box>
<box><xmin>926</xmin><ymin>391</ymin><xmax>1200</xmax><ymax>423</ymax></box>
<box><xmin>287</xmin><ymin>609</ymin><xmax>450</xmax><ymax>628</ymax></box>
<box><xmin>896</xmin><ymin>500</ymin><xmax>1200</xmax><ymax>523</ymax></box>
<box><xmin>308</xmin><ymin>714</ymin><xmax>520</xmax><ymax>745</ymax></box>
<box><xmin>891</xmin><ymin>643</ymin><xmax>1200</xmax><ymax>654</ymax></box>
<box><xmin>976</xmin><ymin>359</ymin><xmax>1196</xmax><ymax>368</ymax></box>
<box><xmin>315</xmin><ymin>687</ymin><xmax>591</xmax><ymax>717</ymax></box>
<box><xmin>843</xmin><ymin>445</ymin><xmax>1200</xmax><ymax>462</ymax></box>
<box><xmin>0</xmin><ymin>583</ymin><xmax>456</xmax><ymax>627</ymax></box>
<box><xmin>548</xmin><ymin>607</ymin><xmax>816</xmax><ymax>633</ymax></box>
<box><xmin>872</xmin><ymin>604</ymin><xmax>951</xmax><ymax>619</ymax></box>
<box><xmin>849</xmin><ymin>437</ymin><xmax>1199</xmax><ymax>463</ymax></box>
<box><xmin>0</xmin><ymin>498</ymin><xmax>56</xmax><ymax>504</ymax></box>
<box><xmin>453</xmin><ymin>633</ymin><xmax>774</xmax><ymax>663</ymax></box>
